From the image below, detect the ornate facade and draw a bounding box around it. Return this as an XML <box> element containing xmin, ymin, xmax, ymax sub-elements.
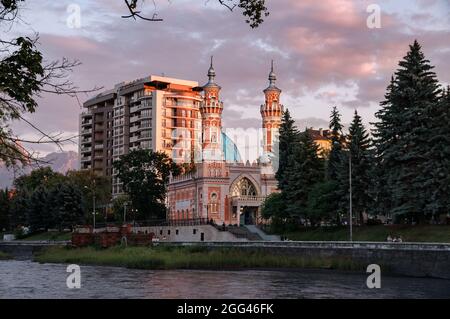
<box><xmin>168</xmin><ymin>59</ymin><xmax>282</xmax><ymax>226</ymax></box>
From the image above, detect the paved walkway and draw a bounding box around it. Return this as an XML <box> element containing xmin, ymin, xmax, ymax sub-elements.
<box><xmin>243</xmin><ymin>225</ymin><xmax>281</xmax><ymax>241</ymax></box>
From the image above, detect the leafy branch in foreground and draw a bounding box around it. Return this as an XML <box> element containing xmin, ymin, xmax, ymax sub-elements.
<box><xmin>122</xmin><ymin>0</ymin><xmax>269</xmax><ymax>28</ymax></box>
<box><xmin>0</xmin><ymin>1</ymin><xmax>100</xmax><ymax>167</ymax></box>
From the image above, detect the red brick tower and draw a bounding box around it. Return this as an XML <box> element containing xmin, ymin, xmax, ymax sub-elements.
<box><xmin>261</xmin><ymin>60</ymin><xmax>283</xmax><ymax>153</ymax></box>
<box><xmin>201</xmin><ymin>56</ymin><xmax>224</xmax><ymax>161</ymax></box>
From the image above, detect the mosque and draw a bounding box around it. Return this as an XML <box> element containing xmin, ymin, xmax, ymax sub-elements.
<box><xmin>168</xmin><ymin>59</ymin><xmax>289</xmax><ymax>226</ymax></box>
<box><xmin>168</xmin><ymin>58</ymin><xmax>332</xmax><ymax>226</ymax></box>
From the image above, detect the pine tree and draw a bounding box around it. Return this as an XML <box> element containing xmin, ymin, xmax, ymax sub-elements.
<box><xmin>339</xmin><ymin>111</ymin><xmax>373</xmax><ymax>224</ymax></box>
<box><xmin>373</xmin><ymin>40</ymin><xmax>442</xmax><ymax>223</ymax></box>
<box><xmin>53</xmin><ymin>183</ymin><xmax>85</xmax><ymax>230</ymax></box>
<box><xmin>425</xmin><ymin>87</ymin><xmax>450</xmax><ymax>219</ymax></box>
<box><xmin>284</xmin><ymin>130</ymin><xmax>325</xmax><ymax>222</ymax></box>
<box><xmin>328</xmin><ymin>106</ymin><xmax>344</xmax><ymax>181</ymax></box>
<box><xmin>27</xmin><ymin>186</ymin><xmax>52</xmax><ymax>232</ymax></box>
<box><xmin>275</xmin><ymin>109</ymin><xmax>300</xmax><ymax>192</ymax></box>
<box><xmin>0</xmin><ymin>188</ymin><xmax>10</xmax><ymax>231</ymax></box>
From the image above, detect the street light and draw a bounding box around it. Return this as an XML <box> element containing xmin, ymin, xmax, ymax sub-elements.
<box><xmin>84</xmin><ymin>179</ymin><xmax>96</xmax><ymax>230</ymax></box>
<box><xmin>123</xmin><ymin>202</ymin><xmax>128</xmax><ymax>224</ymax></box>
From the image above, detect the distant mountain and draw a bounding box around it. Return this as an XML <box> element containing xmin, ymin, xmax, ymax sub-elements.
<box><xmin>0</xmin><ymin>151</ymin><xmax>79</xmax><ymax>189</ymax></box>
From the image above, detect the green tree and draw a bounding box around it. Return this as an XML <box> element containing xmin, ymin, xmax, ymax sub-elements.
<box><xmin>9</xmin><ymin>190</ymin><xmax>29</xmax><ymax>228</ymax></box>
<box><xmin>260</xmin><ymin>192</ymin><xmax>288</xmax><ymax>230</ymax></box>
<box><xmin>111</xmin><ymin>194</ymin><xmax>131</xmax><ymax>223</ymax></box>
<box><xmin>425</xmin><ymin>86</ymin><xmax>450</xmax><ymax>218</ymax></box>
<box><xmin>65</xmin><ymin>170</ymin><xmax>111</xmax><ymax>218</ymax></box>
<box><xmin>339</xmin><ymin>111</ymin><xmax>373</xmax><ymax>224</ymax></box>
<box><xmin>0</xmin><ymin>188</ymin><xmax>11</xmax><ymax>231</ymax></box>
<box><xmin>123</xmin><ymin>0</ymin><xmax>269</xmax><ymax>28</ymax></box>
<box><xmin>275</xmin><ymin>109</ymin><xmax>300</xmax><ymax>192</ymax></box>
<box><xmin>50</xmin><ymin>182</ymin><xmax>85</xmax><ymax>230</ymax></box>
<box><xmin>113</xmin><ymin>150</ymin><xmax>181</xmax><ymax>220</ymax></box>
<box><xmin>284</xmin><ymin>130</ymin><xmax>325</xmax><ymax>221</ymax></box>
<box><xmin>327</xmin><ymin>106</ymin><xmax>344</xmax><ymax>181</ymax></box>
<box><xmin>373</xmin><ymin>40</ymin><xmax>442</xmax><ymax>223</ymax></box>
<box><xmin>14</xmin><ymin>167</ymin><xmax>66</xmax><ymax>193</ymax></box>
<box><xmin>306</xmin><ymin>180</ymin><xmax>339</xmax><ymax>225</ymax></box>
<box><xmin>26</xmin><ymin>185</ymin><xmax>52</xmax><ymax>232</ymax></box>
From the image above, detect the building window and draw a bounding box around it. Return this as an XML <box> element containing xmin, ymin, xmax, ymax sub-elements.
<box><xmin>193</xmin><ymin>229</ymin><xmax>197</xmax><ymax>235</ymax></box>
<box><xmin>168</xmin><ymin>230</ymin><xmax>171</xmax><ymax>235</ymax></box>
<box><xmin>176</xmin><ymin>229</ymin><xmax>179</xmax><ymax>235</ymax></box>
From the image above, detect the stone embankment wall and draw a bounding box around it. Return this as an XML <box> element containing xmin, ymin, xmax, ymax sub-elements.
<box><xmin>165</xmin><ymin>241</ymin><xmax>450</xmax><ymax>279</ymax></box>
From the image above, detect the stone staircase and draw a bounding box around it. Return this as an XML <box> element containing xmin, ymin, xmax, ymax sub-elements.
<box><xmin>244</xmin><ymin>225</ymin><xmax>281</xmax><ymax>241</ymax></box>
<box><xmin>227</xmin><ymin>226</ymin><xmax>262</xmax><ymax>241</ymax></box>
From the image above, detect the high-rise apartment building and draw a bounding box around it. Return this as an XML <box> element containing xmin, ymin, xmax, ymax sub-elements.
<box><xmin>80</xmin><ymin>76</ymin><xmax>203</xmax><ymax>195</ymax></box>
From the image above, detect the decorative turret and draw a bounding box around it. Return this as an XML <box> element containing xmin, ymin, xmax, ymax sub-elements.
<box><xmin>201</xmin><ymin>56</ymin><xmax>224</xmax><ymax>161</ymax></box>
<box><xmin>261</xmin><ymin>60</ymin><xmax>283</xmax><ymax>153</ymax></box>
<box><xmin>203</xmin><ymin>56</ymin><xmax>222</xmax><ymax>106</ymax></box>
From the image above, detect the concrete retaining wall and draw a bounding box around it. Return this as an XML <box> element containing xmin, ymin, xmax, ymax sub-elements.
<box><xmin>164</xmin><ymin>241</ymin><xmax>450</xmax><ymax>279</ymax></box>
<box><xmin>133</xmin><ymin>225</ymin><xmax>247</xmax><ymax>242</ymax></box>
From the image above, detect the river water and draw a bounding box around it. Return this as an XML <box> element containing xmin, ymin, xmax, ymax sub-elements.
<box><xmin>0</xmin><ymin>260</ymin><xmax>449</xmax><ymax>299</ymax></box>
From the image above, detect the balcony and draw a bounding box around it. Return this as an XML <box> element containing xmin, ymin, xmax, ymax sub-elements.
<box><xmin>130</xmin><ymin>135</ymin><xmax>139</xmax><ymax>143</ymax></box>
<box><xmin>81</xmin><ymin>156</ymin><xmax>91</xmax><ymax>162</ymax></box>
<box><xmin>81</xmin><ymin>119</ymin><xmax>92</xmax><ymax>126</ymax></box>
<box><xmin>130</xmin><ymin>125</ymin><xmax>139</xmax><ymax>133</ymax></box>
<box><xmin>139</xmin><ymin>134</ymin><xmax>152</xmax><ymax>141</ymax></box>
<box><xmin>81</xmin><ymin>137</ymin><xmax>92</xmax><ymax>144</ymax></box>
<box><xmin>94</xmin><ymin>144</ymin><xmax>103</xmax><ymax>150</ymax></box>
<box><xmin>80</xmin><ymin>147</ymin><xmax>91</xmax><ymax>153</ymax></box>
<box><xmin>139</xmin><ymin>113</ymin><xmax>152</xmax><ymax>119</ymax></box>
<box><xmin>130</xmin><ymin>115</ymin><xmax>140</xmax><ymax>123</ymax></box>
<box><xmin>81</xmin><ymin>128</ymin><xmax>92</xmax><ymax>135</ymax></box>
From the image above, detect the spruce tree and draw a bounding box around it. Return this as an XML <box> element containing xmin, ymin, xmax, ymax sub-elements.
<box><xmin>425</xmin><ymin>87</ymin><xmax>450</xmax><ymax>219</ymax></box>
<box><xmin>325</xmin><ymin>106</ymin><xmax>346</xmax><ymax>223</ymax></box>
<box><xmin>373</xmin><ymin>40</ymin><xmax>442</xmax><ymax>223</ymax></box>
<box><xmin>284</xmin><ymin>130</ymin><xmax>325</xmax><ymax>222</ymax></box>
<box><xmin>275</xmin><ymin>109</ymin><xmax>300</xmax><ymax>192</ymax></box>
<box><xmin>328</xmin><ymin>106</ymin><xmax>344</xmax><ymax>181</ymax></box>
<box><xmin>339</xmin><ymin>111</ymin><xmax>373</xmax><ymax>224</ymax></box>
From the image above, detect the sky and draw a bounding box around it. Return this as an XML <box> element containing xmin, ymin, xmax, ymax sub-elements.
<box><xmin>7</xmin><ymin>0</ymin><xmax>450</xmax><ymax>155</ymax></box>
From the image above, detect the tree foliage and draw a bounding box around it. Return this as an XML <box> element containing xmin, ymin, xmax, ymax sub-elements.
<box><xmin>123</xmin><ymin>0</ymin><xmax>269</xmax><ymax>28</ymax></box>
<box><xmin>275</xmin><ymin>109</ymin><xmax>299</xmax><ymax>192</ymax></box>
<box><xmin>284</xmin><ymin>130</ymin><xmax>325</xmax><ymax>219</ymax></box>
<box><xmin>338</xmin><ymin>111</ymin><xmax>374</xmax><ymax>223</ymax></box>
<box><xmin>0</xmin><ymin>1</ymin><xmax>97</xmax><ymax>167</ymax></box>
<box><xmin>113</xmin><ymin>150</ymin><xmax>181</xmax><ymax>220</ymax></box>
<box><xmin>373</xmin><ymin>40</ymin><xmax>444</xmax><ymax>223</ymax></box>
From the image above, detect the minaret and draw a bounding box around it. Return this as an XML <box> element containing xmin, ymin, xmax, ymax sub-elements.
<box><xmin>201</xmin><ymin>56</ymin><xmax>224</xmax><ymax>161</ymax></box>
<box><xmin>261</xmin><ymin>60</ymin><xmax>283</xmax><ymax>153</ymax></box>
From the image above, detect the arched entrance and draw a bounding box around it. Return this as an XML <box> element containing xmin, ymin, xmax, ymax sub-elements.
<box><xmin>229</xmin><ymin>176</ymin><xmax>263</xmax><ymax>225</ymax></box>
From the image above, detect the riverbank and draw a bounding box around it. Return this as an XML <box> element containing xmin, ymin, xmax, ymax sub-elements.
<box><xmin>279</xmin><ymin>225</ymin><xmax>450</xmax><ymax>242</ymax></box>
<box><xmin>21</xmin><ymin>232</ymin><xmax>72</xmax><ymax>241</ymax></box>
<box><xmin>0</xmin><ymin>251</ymin><xmax>12</xmax><ymax>260</ymax></box>
<box><xmin>35</xmin><ymin>246</ymin><xmax>366</xmax><ymax>271</ymax></box>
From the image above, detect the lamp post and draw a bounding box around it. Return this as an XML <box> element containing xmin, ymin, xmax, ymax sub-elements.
<box><xmin>84</xmin><ymin>178</ymin><xmax>96</xmax><ymax>230</ymax></box>
<box><xmin>123</xmin><ymin>202</ymin><xmax>128</xmax><ymax>224</ymax></box>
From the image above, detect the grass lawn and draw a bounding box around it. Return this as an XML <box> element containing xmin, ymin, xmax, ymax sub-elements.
<box><xmin>22</xmin><ymin>232</ymin><xmax>72</xmax><ymax>241</ymax></box>
<box><xmin>0</xmin><ymin>251</ymin><xmax>12</xmax><ymax>260</ymax></box>
<box><xmin>35</xmin><ymin>246</ymin><xmax>366</xmax><ymax>271</ymax></box>
<box><xmin>281</xmin><ymin>225</ymin><xmax>450</xmax><ymax>243</ymax></box>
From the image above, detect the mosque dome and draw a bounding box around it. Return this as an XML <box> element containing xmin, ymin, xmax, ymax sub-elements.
<box><xmin>221</xmin><ymin>132</ymin><xmax>242</xmax><ymax>163</ymax></box>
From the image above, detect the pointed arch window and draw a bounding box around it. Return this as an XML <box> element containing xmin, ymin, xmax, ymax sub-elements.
<box><xmin>231</xmin><ymin>177</ymin><xmax>258</xmax><ymax>197</ymax></box>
